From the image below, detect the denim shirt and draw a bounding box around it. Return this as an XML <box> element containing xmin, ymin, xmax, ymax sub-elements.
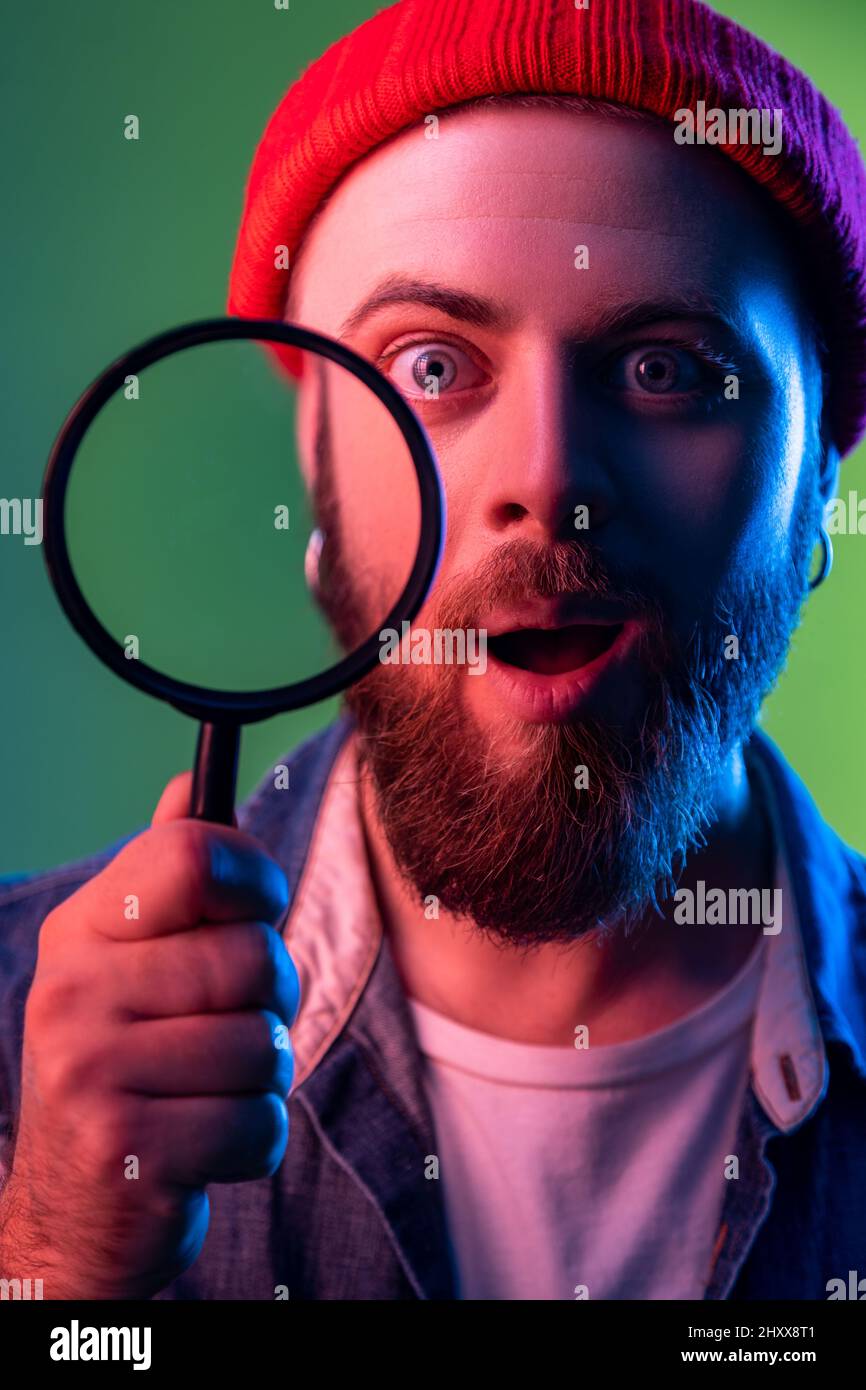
<box><xmin>1</xmin><ymin>712</ymin><xmax>865</xmax><ymax>1300</ymax></box>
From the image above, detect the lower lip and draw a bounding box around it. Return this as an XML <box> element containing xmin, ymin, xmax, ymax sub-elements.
<box><xmin>481</xmin><ymin>621</ymin><xmax>641</xmax><ymax>723</ymax></box>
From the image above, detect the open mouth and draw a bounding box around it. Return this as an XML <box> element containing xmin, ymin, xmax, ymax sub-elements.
<box><xmin>487</xmin><ymin>622</ymin><xmax>625</xmax><ymax>676</ymax></box>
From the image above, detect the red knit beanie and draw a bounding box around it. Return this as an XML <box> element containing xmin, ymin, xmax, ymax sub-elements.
<box><xmin>227</xmin><ymin>0</ymin><xmax>866</xmax><ymax>457</ymax></box>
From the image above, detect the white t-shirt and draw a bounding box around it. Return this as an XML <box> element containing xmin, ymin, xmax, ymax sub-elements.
<box><xmin>408</xmin><ymin>934</ymin><xmax>766</xmax><ymax>1300</ymax></box>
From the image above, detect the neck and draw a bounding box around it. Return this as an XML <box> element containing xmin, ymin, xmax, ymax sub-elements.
<box><xmin>358</xmin><ymin>739</ymin><xmax>772</xmax><ymax>1046</ymax></box>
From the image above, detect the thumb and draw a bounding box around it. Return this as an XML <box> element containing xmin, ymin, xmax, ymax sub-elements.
<box><xmin>151</xmin><ymin>770</ymin><xmax>240</xmax><ymax>828</ymax></box>
<box><xmin>151</xmin><ymin>771</ymin><xmax>195</xmax><ymax>826</ymax></box>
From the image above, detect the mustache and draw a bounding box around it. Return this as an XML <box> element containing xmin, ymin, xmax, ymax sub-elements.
<box><xmin>433</xmin><ymin>537</ymin><xmax>667</xmax><ymax>632</ymax></box>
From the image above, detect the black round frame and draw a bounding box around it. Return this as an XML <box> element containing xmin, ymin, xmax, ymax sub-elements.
<box><xmin>42</xmin><ymin>318</ymin><xmax>446</xmax><ymax>824</ymax></box>
<box><xmin>42</xmin><ymin>318</ymin><xmax>446</xmax><ymax>723</ymax></box>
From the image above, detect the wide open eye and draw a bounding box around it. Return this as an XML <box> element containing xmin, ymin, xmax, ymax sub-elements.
<box><xmin>608</xmin><ymin>347</ymin><xmax>705</xmax><ymax>395</ymax></box>
<box><xmin>386</xmin><ymin>341</ymin><xmax>487</xmax><ymax>400</ymax></box>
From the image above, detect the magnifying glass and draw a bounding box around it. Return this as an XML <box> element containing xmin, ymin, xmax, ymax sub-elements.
<box><xmin>42</xmin><ymin>318</ymin><xmax>446</xmax><ymax>825</ymax></box>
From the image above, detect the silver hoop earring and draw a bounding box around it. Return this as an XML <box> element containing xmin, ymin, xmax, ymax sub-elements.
<box><xmin>304</xmin><ymin>527</ymin><xmax>325</xmax><ymax>599</ymax></box>
<box><xmin>809</xmin><ymin>524</ymin><xmax>833</xmax><ymax>591</ymax></box>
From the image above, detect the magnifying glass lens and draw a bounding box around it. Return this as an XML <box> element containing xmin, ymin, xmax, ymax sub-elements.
<box><xmin>64</xmin><ymin>339</ymin><xmax>423</xmax><ymax>692</ymax></box>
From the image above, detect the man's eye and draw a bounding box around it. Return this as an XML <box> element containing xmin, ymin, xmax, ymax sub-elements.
<box><xmin>385</xmin><ymin>342</ymin><xmax>486</xmax><ymax>399</ymax></box>
<box><xmin>606</xmin><ymin>347</ymin><xmax>705</xmax><ymax>395</ymax></box>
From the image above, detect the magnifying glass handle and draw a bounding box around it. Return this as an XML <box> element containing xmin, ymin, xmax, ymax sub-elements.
<box><xmin>191</xmin><ymin>721</ymin><xmax>240</xmax><ymax>825</ymax></box>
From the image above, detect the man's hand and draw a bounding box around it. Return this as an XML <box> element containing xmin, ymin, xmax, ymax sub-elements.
<box><xmin>0</xmin><ymin>772</ymin><xmax>298</xmax><ymax>1299</ymax></box>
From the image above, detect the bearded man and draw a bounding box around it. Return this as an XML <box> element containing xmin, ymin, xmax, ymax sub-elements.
<box><xmin>1</xmin><ymin>0</ymin><xmax>865</xmax><ymax>1303</ymax></box>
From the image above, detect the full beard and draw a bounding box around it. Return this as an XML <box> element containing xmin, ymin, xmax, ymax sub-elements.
<box><xmin>311</xmin><ymin>383</ymin><xmax>822</xmax><ymax>947</ymax></box>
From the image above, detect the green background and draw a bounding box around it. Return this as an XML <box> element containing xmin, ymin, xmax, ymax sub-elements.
<box><xmin>2</xmin><ymin>0</ymin><xmax>864</xmax><ymax>872</ymax></box>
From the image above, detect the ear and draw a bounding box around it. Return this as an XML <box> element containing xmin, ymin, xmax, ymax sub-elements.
<box><xmin>817</xmin><ymin>437</ymin><xmax>841</xmax><ymax>514</ymax></box>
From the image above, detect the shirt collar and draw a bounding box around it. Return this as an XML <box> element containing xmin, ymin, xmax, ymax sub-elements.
<box><xmin>283</xmin><ymin>732</ymin><xmax>383</xmax><ymax>1089</ymax></box>
<box><xmin>745</xmin><ymin>729</ymin><xmax>866</xmax><ymax>1082</ymax></box>
<box><xmin>749</xmin><ymin>790</ymin><xmax>827</xmax><ymax>1131</ymax></box>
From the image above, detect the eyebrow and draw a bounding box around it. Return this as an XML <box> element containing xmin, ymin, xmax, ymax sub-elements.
<box><xmin>588</xmin><ymin>299</ymin><xmax>742</xmax><ymax>341</ymax></box>
<box><xmin>338</xmin><ymin>275</ymin><xmax>514</xmax><ymax>337</ymax></box>
<box><xmin>338</xmin><ymin>274</ymin><xmax>742</xmax><ymax>343</ymax></box>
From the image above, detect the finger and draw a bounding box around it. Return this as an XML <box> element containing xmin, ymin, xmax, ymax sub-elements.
<box><xmin>144</xmin><ymin>1093</ymin><xmax>289</xmax><ymax>1186</ymax></box>
<box><xmin>151</xmin><ymin>772</ymin><xmax>195</xmax><ymax>826</ymax></box>
<box><xmin>115</xmin><ymin>922</ymin><xmax>301</xmax><ymax>1026</ymax></box>
<box><xmin>74</xmin><ymin>821</ymin><xmax>289</xmax><ymax>942</ymax></box>
<box><xmin>118</xmin><ymin>1011</ymin><xmax>294</xmax><ymax>1097</ymax></box>
<box><xmin>151</xmin><ymin>772</ymin><xmax>239</xmax><ymax>829</ymax></box>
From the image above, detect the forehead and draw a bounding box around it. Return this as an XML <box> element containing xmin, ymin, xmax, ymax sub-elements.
<box><xmin>292</xmin><ymin>105</ymin><xmax>805</xmax><ymax>341</ymax></box>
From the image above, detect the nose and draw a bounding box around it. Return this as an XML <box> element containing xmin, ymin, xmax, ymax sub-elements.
<box><xmin>483</xmin><ymin>344</ymin><xmax>616</xmax><ymax>542</ymax></box>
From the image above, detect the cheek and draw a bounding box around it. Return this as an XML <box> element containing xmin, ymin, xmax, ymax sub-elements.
<box><xmin>612</xmin><ymin>394</ymin><xmax>804</xmax><ymax>610</ymax></box>
<box><xmin>626</xmin><ymin>424</ymin><xmax>758</xmax><ymax>599</ymax></box>
<box><xmin>328</xmin><ymin>371</ymin><xmax>423</xmax><ymax>616</ymax></box>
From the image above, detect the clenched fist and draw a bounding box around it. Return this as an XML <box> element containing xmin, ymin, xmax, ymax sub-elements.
<box><xmin>0</xmin><ymin>772</ymin><xmax>299</xmax><ymax>1299</ymax></box>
